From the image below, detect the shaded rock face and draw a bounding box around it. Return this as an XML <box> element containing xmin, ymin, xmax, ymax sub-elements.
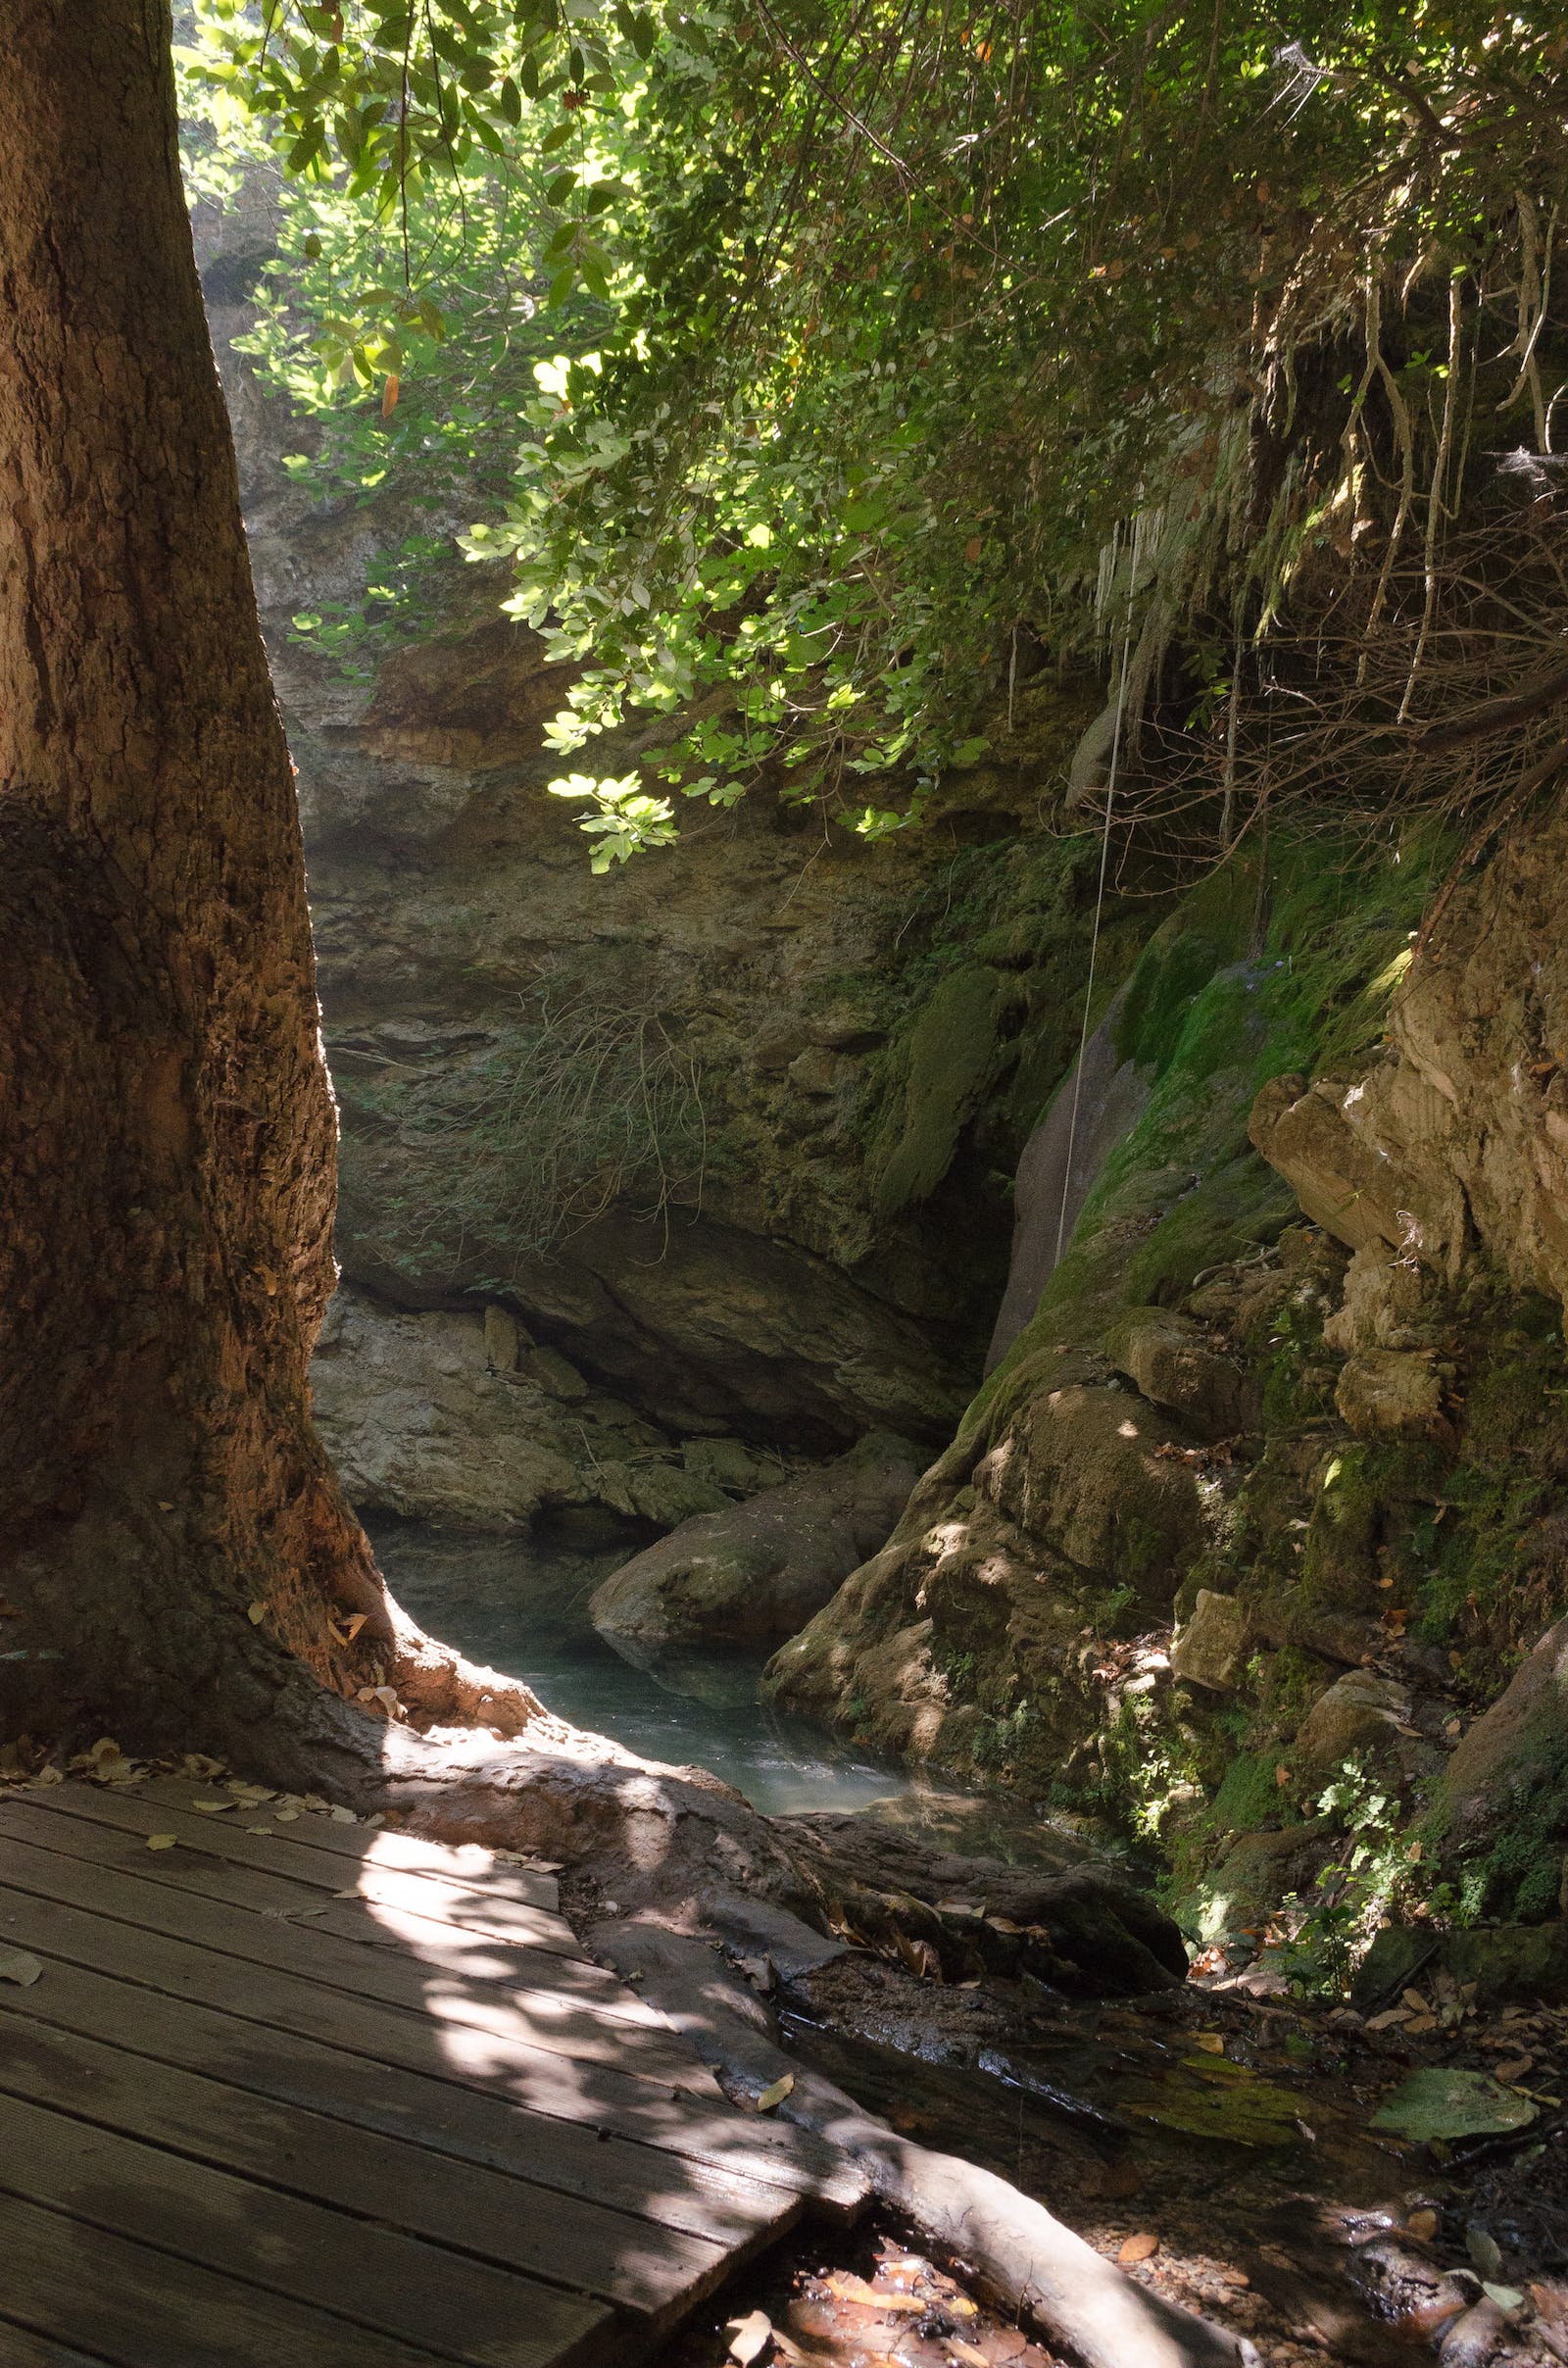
<box><xmin>764</xmin><ymin>1358</ymin><xmax>1219</xmax><ymax>1775</ymax></box>
<box><xmin>199</xmin><ymin>213</ymin><xmax>1096</xmax><ymax>1494</ymax></box>
<box><xmin>290</xmin><ymin>604</ymin><xmax>992</xmax><ymax>1457</ymax></box>
<box><xmin>1245</xmin><ymin>821</ymin><xmax>1568</xmax><ymax>1912</ymax></box>
<box><xmin>1250</xmin><ymin>805</ymin><xmax>1568</xmax><ymax>1311</ymax></box>
<box><xmin>310</xmin><ymin>1283</ymin><xmax>752</xmax><ymax>1531</ymax></box>
<box><xmin>587</xmin><ymin>1431</ymin><xmax>926</xmax><ymax>1656</ymax></box>
<box><xmin>763</xmin><ymin>824</ymin><xmax>1568</xmax><ymax>1946</ymax></box>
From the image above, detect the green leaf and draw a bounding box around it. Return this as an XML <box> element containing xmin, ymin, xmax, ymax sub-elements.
<box><xmin>1369</xmin><ymin>2071</ymin><xmax>1538</xmax><ymax>2145</ymax></box>
<box><xmin>541</xmin><ymin>119</ymin><xmax>576</xmax><ymax>152</ymax></box>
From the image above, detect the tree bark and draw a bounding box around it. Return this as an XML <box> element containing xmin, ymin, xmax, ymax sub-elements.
<box><xmin>0</xmin><ymin>0</ymin><xmax>387</xmax><ymax>1766</ymax></box>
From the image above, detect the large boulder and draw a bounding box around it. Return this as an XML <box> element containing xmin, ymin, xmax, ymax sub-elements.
<box><xmin>587</xmin><ymin>1431</ymin><xmax>924</xmax><ymax>1655</ymax></box>
<box><xmin>311</xmin><ymin>1284</ymin><xmax>731</xmax><ymax>1530</ymax></box>
<box><xmin>1334</xmin><ymin>1347</ymin><xmax>1452</xmax><ymax>1442</ymax></box>
<box><xmin>1103</xmin><ymin>1306</ymin><xmax>1258</xmax><ymax>1435</ymax></box>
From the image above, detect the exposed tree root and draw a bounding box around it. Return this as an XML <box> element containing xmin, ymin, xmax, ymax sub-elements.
<box><xmin>591</xmin><ymin>1921</ymin><xmax>1255</xmax><ymax>2368</ymax></box>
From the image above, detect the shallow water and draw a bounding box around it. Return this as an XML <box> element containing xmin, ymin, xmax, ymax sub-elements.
<box><xmin>369</xmin><ymin>1510</ymin><xmax>914</xmax><ymax>1816</ymax></box>
<box><xmin>370</xmin><ymin>1510</ymin><xmax>1080</xmax><ymax>1863</ymax></box>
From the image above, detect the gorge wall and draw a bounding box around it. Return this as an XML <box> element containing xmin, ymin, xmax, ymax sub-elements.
<box><xmin>203</xmin><ymin>203</ymin><xmax>1568</xmax><ymax>1965</ymax></box>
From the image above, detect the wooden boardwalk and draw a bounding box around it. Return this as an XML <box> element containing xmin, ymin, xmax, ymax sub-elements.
<box><xmin>0</xmin><ymin>1775</ymin><xmax>864</xmax><ymax>2367</ymax></box>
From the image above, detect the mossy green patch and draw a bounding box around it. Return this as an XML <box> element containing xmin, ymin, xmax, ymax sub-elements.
<box><xmin>871</xmin><ymin>963</ymin><xmax>1007</xmax><ymax>1212</ymax></box>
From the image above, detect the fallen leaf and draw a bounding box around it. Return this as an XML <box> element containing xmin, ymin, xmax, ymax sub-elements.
<box><xmin>755</xmin><ymin>2073</ymin><xmax>795</xmax><ymax>2112</ymax></box>
<box><xmin>0</xmin><ymin>1948</ymin><xmax>43</xmax><ymax>1987</ymax></box>
<box><xmin>146</xmin><ymin>1834</ymin><xmax>178</xmax><ymax>1851</ymax></box>
<box><xmin>1405</xmin><ymin>2208</ymin><xmax>1440</xmax><ymax>2241</ymax></box>
<box><xmin>1119</xmin><ymin>2234</ymin><xmax>1159</xmax><ymax>2264</ymax></box>
<box><xmin>1467</xmin><ymin>2228</ymin><xmax>1504</xmax><ymax>2279</ymax></box>
<box><xmin>247</xmin><ymin>1602</ymin><xmax>267</xmax><ymax>1624</ymax></box>
<box><xmin>1370</xmin><ymin>2068</ymin><xmax>1538</xmax><ymax>2143</ymax></box>
<box><xmin>1366</xmin><ymin>2007</ymin><xmax>1409</xmax><ymax>2032</ymax></box>
<box><xmin>273</xmin><ymin>1805</ymin><xmax>301</xmax><ymax>1822</ymax></box>
<box><xmin>1401</xmin><ymin>1989</ymin><xmax>1429</xmax><ymax>2012</ymax></box>
<box><xmin>1193</xmin><ymin>2033</ymin><xmax>1226</xmax><ymax>2054</ymax></box>
<box><xmin>332</xmin><ymin>1888</ymin><xmax>362</xmax><ymax>1899</ymax></box>
<box><xmin>727</xmin><ymin>2308</ymin><xmax>773</xmax><ymax>2364</ymax></box>
<box><xmin>191</xmin><ymin>1798</ymin><xmax>236</xmax><ymax>1813</ymax></box>
<box><xmin>822</xmin><ymin>2277</ymin><xmax>924</xmax><ymax>2312</ymax></box>
<box><xmin>328</xmin><ymin>1804</ymin><xmax>358</xmax><ymax>1824</ymax></box>
<box><xmin>1494</xmin><ymin>2055</ymin><xmax>1534</xmax><ymax>2083</ymax></box>
<box><xmin>1483</xmin><ymin>2282</ymin><xmax>1525</xmax><ymax>2313</ymax></box>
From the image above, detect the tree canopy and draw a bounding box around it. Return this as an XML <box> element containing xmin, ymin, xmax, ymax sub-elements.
<box><xmin>186</xmin><ymin>0</ymin><xmax>1568</xmax><ymax>861</ymax></box>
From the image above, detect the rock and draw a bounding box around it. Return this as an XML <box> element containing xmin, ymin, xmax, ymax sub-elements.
<box><xmin>1335</xmin><ymin>1347</ymin><xmax>1452</xmax><ymax>1442</ymax></box>
<box><xmin>1251</xmin><ymin>807</ymin><xmax>1568</xmax><ymax>1324</ymax></box>
<box><xmin>787</xmin><ymin>1045</ymin><xmax>856</xmax><ymax>1096</ymax></box>
<box><xmin>1209</xmin><ymin>1819</ymin><xmax>1334</xmax><ymax>1941</ymax></box>
<box><xmin>482</xmin><ymin>1305</ymin><xmax>526</xmax><ymax>1371</ymax></box>
<box><xmin>522</xmin><ymin>1344</ymin><xmax>590</xmax><ymax>1402</ymax></box>
<box><xmin>1321</xmin><ymin>1243</ymin><xmax>1431</xmax><ymax>1353</ymax></box>
<box><xmin>681</xmin><ymin>1436</ymin><xmax>779</xmax><ymax>1495</ymax></box>
<box><xmin>1104</xmin><ymin>1307</ymin><xmax>1257</xmax><ymax>1434</ymax></box>
<box><xmin>1001</xmin><ymin>1381</ymin><xmax>1209</xmax><ymax>1600</ymax></box>
<box><xmin>1171</xmin><ymin>1590</ymin><xmax>1249</xmax><ymax>1692</ymax></box>
<box><xmin>986</xmin><ymin>1007</ymin><xmax>1150</xmax><ymax>1372</ymax></box>
<box><xmin>312</xmin><ymin>1284</ymin><xmax>727</xmax><ymax>1530</ymax></box>
<box><xmin>589</xmin><ymin>1431</ymin><xmax>925</xmax><ymax>1654</ymax></box>
<box><xmin>1431</xmin><ymin>1613</ymin><xmax>1568</xmax><ymax>1914</ymax></box>
<box><xmin>1353</xmin><ymin>1920</ymin><xmax>1568</xmax><ymax>2010</ymax></box>
<box><xmin>1294</xmin><ymin>1669</ymin><xmax>1412</xmax><ymax>1770</ymax></box>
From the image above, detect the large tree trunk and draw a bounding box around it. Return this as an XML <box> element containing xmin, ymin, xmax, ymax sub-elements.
<box><xmin>0</xmin><ymin>0</ymin><xmax>389</xmax><ymax>1772</ymax></box>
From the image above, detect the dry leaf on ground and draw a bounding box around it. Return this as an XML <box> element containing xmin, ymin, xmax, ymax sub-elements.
<box><xmin>146</xmin><ymin>1834</ymin><xmax>177</xmax><ymax>1851</ymax></box>
<box><xmin>822</xmin><ymin>2276</ymin><xmax>925</xmax><ymax>2312</ymax></box>
<box><xmin>1118</xmin><ymin>2233</ymin><xmax>1160</xmax><ymax>2264</ymax></box>
<box><xmin>755</xmin><ymin>2073</ymin><xmax>794</xmax><ymax>2112</ymax></box>
<box><xmin>727</xmin><ymin>2308</ymin><xmax>773</xmax><ymax>2364</ymax></box>
<box><xmin>0</xmin><ymin>1948</ymin><xmax>43</xmax><ymax>1987</ymax></box>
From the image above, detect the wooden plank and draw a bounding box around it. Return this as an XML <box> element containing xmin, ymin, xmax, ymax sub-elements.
<box><xmin>0</xmin><ymin>2086</ymin><xmax>619</xmax><ymax>2367</ymax></box>
<box><xmin>0</xmin><ymin>1866</ymin><xmax>865</xmax><ymax>2212</ymax></box>
<box><xmin>0</xmin><ymin>2008</ymin><xmax>733</xmax><ymax>2323</ymax></box>
<box><xmin>40</xmin><ymin>1783</ymin><xmax>572</xmax><ymax>1949</ymax></box>
<box><xmin>0</xmin><ymin>1798</ymin><xmax>583</xmax><ymax>1976</ymax></box>
<box><xmin>0</xmin><ymin>1900</ymin><xmax>803</xmax><ymax>2247</ymax></box>
<box><xmin>0</xmin><ymin>1829</ymin><xmax>709</xmax><ymax>2092</ymax></box>
<box><xmin>127</xmin><ymin>1773</ymin><xmax>562</xmax><ymax>1903</ymax></box>
<box><xmin>0</xmin><ymin>2322</ymin><xmax>117</xmax><ymax>2367</ymax></box>
<box><xmin>0</xmin><ymin>2189</ymin><xmax>499</xmax><ymax>2368</ymax></box>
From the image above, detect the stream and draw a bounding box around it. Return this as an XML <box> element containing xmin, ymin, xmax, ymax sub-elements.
<box><xmin>369</xmin><ymin>1509</ymin><xmax>1073</xmax><ymax>1861</ymax></box>
<box><xmin>373</xmin><ymin>1511</ymin><xmax>1568</xmax><ymax>2365</ymax></box>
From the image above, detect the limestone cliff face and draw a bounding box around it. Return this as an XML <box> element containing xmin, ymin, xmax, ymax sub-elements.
<box><xmin>1249</xmin><ymin>815</ymin><xmax>1568</xmax><ymax>1909</ymax></box>
<box><xmin>199</xmin><ymin>215</ymin><xmax>1102</xmax><ymax>1514</ymax></box>
<box><xmin>770</xmin><ymin>825</ymin><xmax>1568</xmax><ymax>1941</ymax></box>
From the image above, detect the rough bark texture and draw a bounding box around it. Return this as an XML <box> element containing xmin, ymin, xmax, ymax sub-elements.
<box><xmin>0</xmin><ymin>0</ymin><xmax>389</xmax><ymax>1761</ymax></box>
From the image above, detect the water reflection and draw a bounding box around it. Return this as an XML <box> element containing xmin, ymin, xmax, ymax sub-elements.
<box><xmin>373</xmin><ymin>1510</ymin><xmax>1090</xmax><ymax>1868</ymax></box>
<box><xmin>369</xmin><ymin>1510</ymin><xmax>912</xmax><ymax>1817</ymax></box>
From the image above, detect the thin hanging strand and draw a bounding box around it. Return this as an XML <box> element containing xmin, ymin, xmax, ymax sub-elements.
<box><xmin>1054</xmin><ymin>601</ymin><xmax>1136</xmax><ymax>1264</ymax></box>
